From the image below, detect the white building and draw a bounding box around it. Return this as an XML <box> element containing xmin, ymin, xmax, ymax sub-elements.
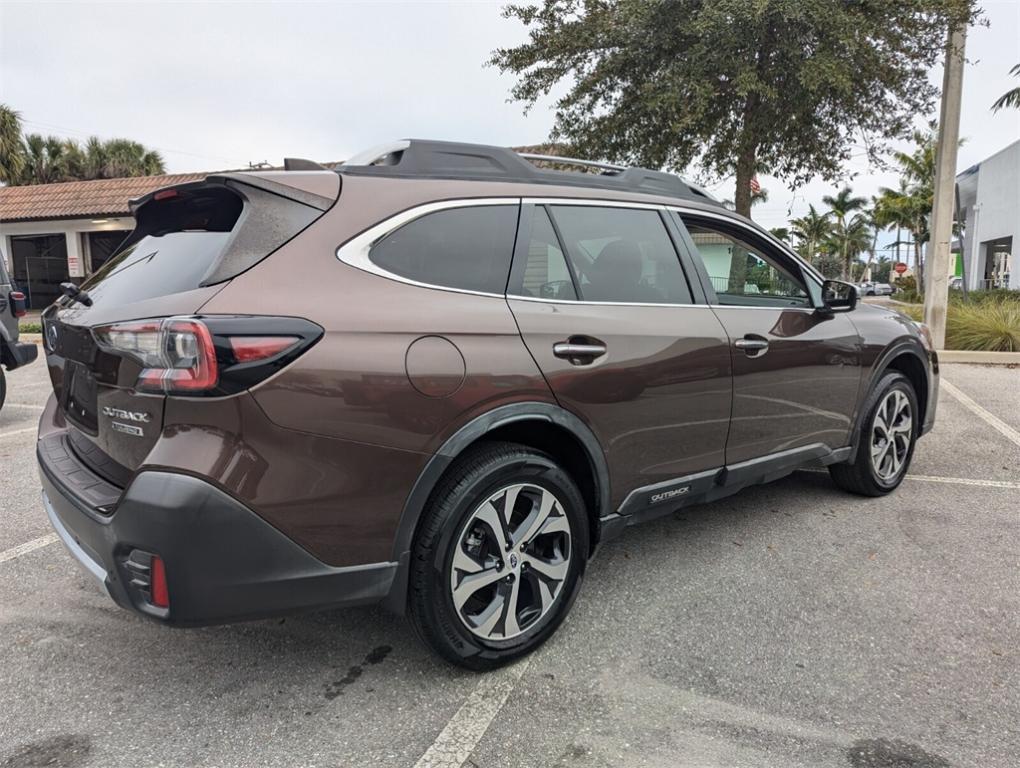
<box><xmin>957</xmin><ymin>139</ymin><xmax>1019</xmax><ymax>291</ymax></box>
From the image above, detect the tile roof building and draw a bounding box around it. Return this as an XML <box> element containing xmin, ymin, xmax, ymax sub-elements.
<box><xmin>0</xmin><ymin>173</ymin><xmax>209</xmax><ymax>309</ymax></box>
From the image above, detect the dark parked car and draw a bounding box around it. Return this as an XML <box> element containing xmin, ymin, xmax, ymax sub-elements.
<box><xmin>0</xmin><ymin>254</ymin><xmax>37</xmax><ymax>411</ymax></box>
<box><xmin>37</xmin><ymin>141</ymin><xmax>938</xmax><ymax>668</ymax></box>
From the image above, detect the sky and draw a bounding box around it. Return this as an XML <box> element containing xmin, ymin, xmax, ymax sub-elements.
<box><xmin>2</xmin><ymin>0</ymin><xmax>1018</xmax><ymax>257</ymax></box>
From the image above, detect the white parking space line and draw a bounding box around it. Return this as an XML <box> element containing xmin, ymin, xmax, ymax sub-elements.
<box><xmin>904</xmin><ymin>474</ymin><xmax>1020</xmax><ymax>491</ymax></box>
<box><xmin>941</xmin><ymin>378</ymin><xmax>1020</xmax><ymax>448</ymax></box>
<box><xmin>413</xmin><ymin>657</ymin><xmax>531</xmax><ymax>768</ymax></box>
<box><xmin>0</xmin><ymin>534</ymin><xmax>58</xmax><ymax>564</ymax></box>
<box><xmin>0</xmin><ymin>426</ymin><xmax>39</xmax><ymax>440</ymax></box>
<box><xmin>799</xmin><ymin>469</ymin><xmax>1020</xmax><ymax>491</ymax></box>
<box><xmin>4</xmin><ymin>402</ymin><xmax>45</xmax><ymax>411</ymax></box>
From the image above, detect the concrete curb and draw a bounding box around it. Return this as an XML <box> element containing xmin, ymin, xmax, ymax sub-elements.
<box><xmin>939</xmin><ymin>350</ymin><xmax>1020</xmax><ymax>365</ymax></box>
<box><xmin>18</xmin><ymin>334</ymin><xmax>42</xmax><ymax>344</ymax></box>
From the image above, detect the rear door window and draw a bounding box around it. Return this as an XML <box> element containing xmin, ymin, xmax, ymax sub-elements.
<box><xmin>547</xmin><ymin>206</ymin><xmax>692</xmax><ymax>304</ymax></box>
<box><xmin>368</xmin><ymin>204</ymin><xmax>519</xmax><ymax>294</ymax></box>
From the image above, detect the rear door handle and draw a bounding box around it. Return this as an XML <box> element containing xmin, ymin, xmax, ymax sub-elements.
<box><xmin>734</xmin><ymin>335</ymin><xmax>769</xmax><ymax>356</ymax></box>
<box><xmin>553</xmin><ymin>339</ymin><xmax>607</xmax><ymax>364</ymax></box>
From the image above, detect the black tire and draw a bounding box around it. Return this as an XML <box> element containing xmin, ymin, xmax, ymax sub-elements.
<box><xmin>0</xmin><ymin>367</ymin><xmax>6</xmax><ymax>413</ymax></box>
<box><xmin>829</xmin><ymin>371</ymin><xmax>918</xmax><ymax>496</ymax></box>
<box><xmin>408</xmin><ymin>441</ymin><xmax>589</xmax><ymax>670</ymax></box>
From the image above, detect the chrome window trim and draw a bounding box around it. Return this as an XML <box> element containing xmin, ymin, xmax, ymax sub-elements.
<box><xmin>335</xmin><ymin>197</ymin><xmax>521</xmax><ymax>298</ymax></box>
<box><xmin>509</xmin><ymin>294</ymin><xmax>706</xmax><ymax>309</ymax></box>
<box><xmin>522</xmin><ymin>196</ymin><xmax>665</xmax><ymax>211</ymax></box>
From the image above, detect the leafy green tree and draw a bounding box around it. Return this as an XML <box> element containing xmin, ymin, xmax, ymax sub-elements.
<box><xmin>992</xmin><ymin>63</ymin><xmax>1020</xmax><ymax>112</ymax></box>
<box><xmin>0</xmin><ymin>104</ymin><xmax>25</xmax><ymax>184</ymax></box>
<box><xmin>491</xmin><ymin>0</ymin><xmax>978</xmax><ymax>217</ymax></box>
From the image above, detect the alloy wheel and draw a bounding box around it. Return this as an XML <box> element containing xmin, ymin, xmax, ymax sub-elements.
<box><xmin>449</xmin><ymin>483</ymin><xmax>572</xmax><ymax>641</ymax></box>
<box><xmin>870</xmin><ymin>389</ymin><xmax>913</xmax><ymax>482</ymax></box>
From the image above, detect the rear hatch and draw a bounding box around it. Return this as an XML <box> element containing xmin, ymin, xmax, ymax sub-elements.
<box><xmin>42</xmin><ymin>173</ymin><xmax>337</xmax><ymax>487</ymax></box>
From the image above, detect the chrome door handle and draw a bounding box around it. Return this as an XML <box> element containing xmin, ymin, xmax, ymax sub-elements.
<box><xmin>734</xmin><ymin>336</ymin><xmax>769</xmax><ymax>355</ymax></box>
<box><xmin>553</xmin><ymin>341</ymin><xmax>607</xmax><ymax>363</ymax></box>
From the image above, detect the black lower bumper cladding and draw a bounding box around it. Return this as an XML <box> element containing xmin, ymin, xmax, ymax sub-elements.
<box><xmin>38</xmin><ymin>436</ymin><xmax>397</xmax><ymax>626</ymax></box>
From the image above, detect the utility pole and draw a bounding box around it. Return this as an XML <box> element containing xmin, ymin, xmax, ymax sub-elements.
<box><xmin>924</xmin><ymin>23</ymin><xmax>967</xmax><ymax>348</ymax></box>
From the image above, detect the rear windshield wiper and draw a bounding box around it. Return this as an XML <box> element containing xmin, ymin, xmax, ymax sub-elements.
<box><xmin>60</xmin><ymin>281</ymin><xmax>93</xmax><ymax>307</ymax></box>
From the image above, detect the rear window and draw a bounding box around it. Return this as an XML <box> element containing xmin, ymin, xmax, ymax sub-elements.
<box><xmin>83</xmin><ymin>231</ymin><xmax>234</xmax><ymax>307</ymax></box>
<box><xmin>80</xmin><ymin>182</ymin><xmax>322</xmax><ymax>307</ymax></box>
<box><xmin>368</xmin><ymin>205</ymin><xmax>519</xmax><ymax>294</ymax></box>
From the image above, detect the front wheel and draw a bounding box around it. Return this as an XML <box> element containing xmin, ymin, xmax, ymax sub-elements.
<box><xmin>0</xmin><ymin>367</ymin><xmax>6</xmax><ymax>413</ymax></box>
<box><xmin>408</xmin><ymin>442</ymin><xmax>588</xmax><ymax>670</ymax></box>
<box><xmin>830</xmin><ymin>372</ymin><xmax>918</xmax><ymax>496</ymax></box>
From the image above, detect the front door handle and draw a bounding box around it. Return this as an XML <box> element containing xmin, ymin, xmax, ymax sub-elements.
<box><xmin>553</xmin><ymin>338</ymin><xmax>607</xmax><ymax>365</ymax></box>
<box><xmin>734</xmin><ymin>335</ymin><xmax>769</xmax><ymax>356</ymax></box>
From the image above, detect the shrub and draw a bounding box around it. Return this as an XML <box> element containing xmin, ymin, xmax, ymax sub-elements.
<box><xmin>894</xmin><ymin>297</ymin><xmax>1020</xmax><ymax>351</ymax></box>
<box><xmin>946</xmin><ymin>298</ymin><xmax>1020</xmax><ymax>352</ymax></box>
<box><xmin>18</xmin><ymin>321</ymin><xmax>42</xmax><ymax>334</ymax></box>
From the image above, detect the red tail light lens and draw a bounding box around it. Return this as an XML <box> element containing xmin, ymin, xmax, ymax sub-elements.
<box><xmin>94</xmin><ymin>317</ymin><xmax>218</xmax><ymax>394</ymax></box>
<box><xmin>9</xmin><ymin>291</ymin><xmax>27</xmax><ymax>318</ymax></box>
<box><xmin>229</xmin><ymin>336</ymin><xmax>299</xmax><ymax>363</ymax></box>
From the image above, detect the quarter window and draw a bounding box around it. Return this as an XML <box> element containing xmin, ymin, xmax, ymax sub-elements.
<box><xmin>680</xmin><ymin>218</ymin><xmax>810</xmax><ymax>308</ymax></box>
<box><xmin>368</xmin><ymin>205</ymin><xmax>518</xmax><ymax>294</ymax></box>
<box><xmin>548</xmin><ymin>206</ymin><xmax>692</xmax><ymax>304</ymax></box>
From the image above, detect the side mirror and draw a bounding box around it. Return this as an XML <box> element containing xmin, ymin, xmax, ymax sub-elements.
<box><xmin>820</xmin><ymin>279</ymin><xmax>858</xmax><ymax>314</ymax></box>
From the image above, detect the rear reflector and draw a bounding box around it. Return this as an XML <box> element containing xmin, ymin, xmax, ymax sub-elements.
<box><xmin>150</xmin><ymin>555</ymin><xmax>169</xmax><ymax>609</ymax></box>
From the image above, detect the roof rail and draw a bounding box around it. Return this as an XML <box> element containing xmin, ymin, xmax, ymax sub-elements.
<box><xmin>338</xmin><ymin>139</ymin><xmax>721</xmax><ymax>205</ymax></box>
<box><xmin>516</xmin><ymin>153</ymin><xmax>628</xmax><ymax>174</ymax></box>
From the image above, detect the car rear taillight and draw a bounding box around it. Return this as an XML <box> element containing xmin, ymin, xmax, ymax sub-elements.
<box><xmin>95</xmin><ymin>318</ymin><xmax>218</xmax><ymax>394</ymax></box>
<box><xmin>9</xmin><ymin>291</ymin><xmax>27</xmax><ymax>318</ymax></box>
<box><xmin>92</xmin><ymin>315</ymin><xmax>320</xmax><ymax>396</ymax></box>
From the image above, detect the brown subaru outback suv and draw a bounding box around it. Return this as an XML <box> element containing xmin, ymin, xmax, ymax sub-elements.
<box><xmin>38</xmin><ymin>140</ymin><xmax>937</xmax><ymax>669</ymax></box>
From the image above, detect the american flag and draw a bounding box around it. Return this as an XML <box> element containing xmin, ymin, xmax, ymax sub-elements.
<box><xmin>749</xmin><ymin>176</ymin><xmax>761</xmax><ymax>193</ymax></box>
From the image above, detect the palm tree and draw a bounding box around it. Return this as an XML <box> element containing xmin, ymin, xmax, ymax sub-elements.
<box><xmin>769</xmin><ymin>226</ymin><xmax>790</xmax><ymax>244</ymax></box>
<box><xmin>0</xmin><ymin>103</ymin><xmax>25</xmax><ymax>184</ymax></box>
<box><xmin>992</xmin><ymin>63</ymin><xmax>1020</xmax><ymax>112</ymax></box>
<box><xmin>822</xmin><ymin>187</ymin><xmax>867</xmax><ymax>279</ymax></box>
<box><xmin>790</xmin><ymin>204</ymin><xmax>831</xmax><ymax>264</ymax></box>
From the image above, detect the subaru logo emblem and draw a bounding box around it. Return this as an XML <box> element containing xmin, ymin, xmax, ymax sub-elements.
<box><xmin>45</xmin><ymin>322</ymin><xmax>59</xmax><ymax>352</ymax></box>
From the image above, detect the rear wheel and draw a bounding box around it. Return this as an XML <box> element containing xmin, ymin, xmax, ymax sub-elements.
<box><xmin>0</xmin><ymin>367</ymin><xmax>6</xmax><ymax>412</ymax></box>
<box><xmin>408</xmin><ymin>442</ymin><xmax>588</xmax><ymax>670</ymax></box>
<box><xmin>830</xmin><ymin>372</ymin><xmax>918</xmax><ymax>496</ymax></box>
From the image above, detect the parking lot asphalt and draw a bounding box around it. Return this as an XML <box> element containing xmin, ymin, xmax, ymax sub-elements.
<box><xmin>1</xmin><ymin>355</ymin><xmax>1018</xmax><ymax>768</ymax></box>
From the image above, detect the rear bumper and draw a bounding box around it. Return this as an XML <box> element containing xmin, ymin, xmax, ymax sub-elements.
<box><xmin>2</xmin><ymin>339</ymin><xmax>37</xmax><ymax>370</ymax></box>
<box><xmin>37</xmin><ymin>433</ymin><xmax>397</xmax><ymax>626</ymax></box>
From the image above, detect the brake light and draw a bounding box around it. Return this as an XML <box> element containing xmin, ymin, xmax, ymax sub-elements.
<box><xmin>9</xmin><ymin>291</ymin><xmax>27</xmax><ymax>318</ymax></box>
<box><xmin>229</xmin><ymin>336</ymin><xmax>299</xmax><ymax>363</ymax></box>
<box><xmin>94</xmin><ymin>317</ymin><xmax>217</xmax><ymax>394</ymax></box>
